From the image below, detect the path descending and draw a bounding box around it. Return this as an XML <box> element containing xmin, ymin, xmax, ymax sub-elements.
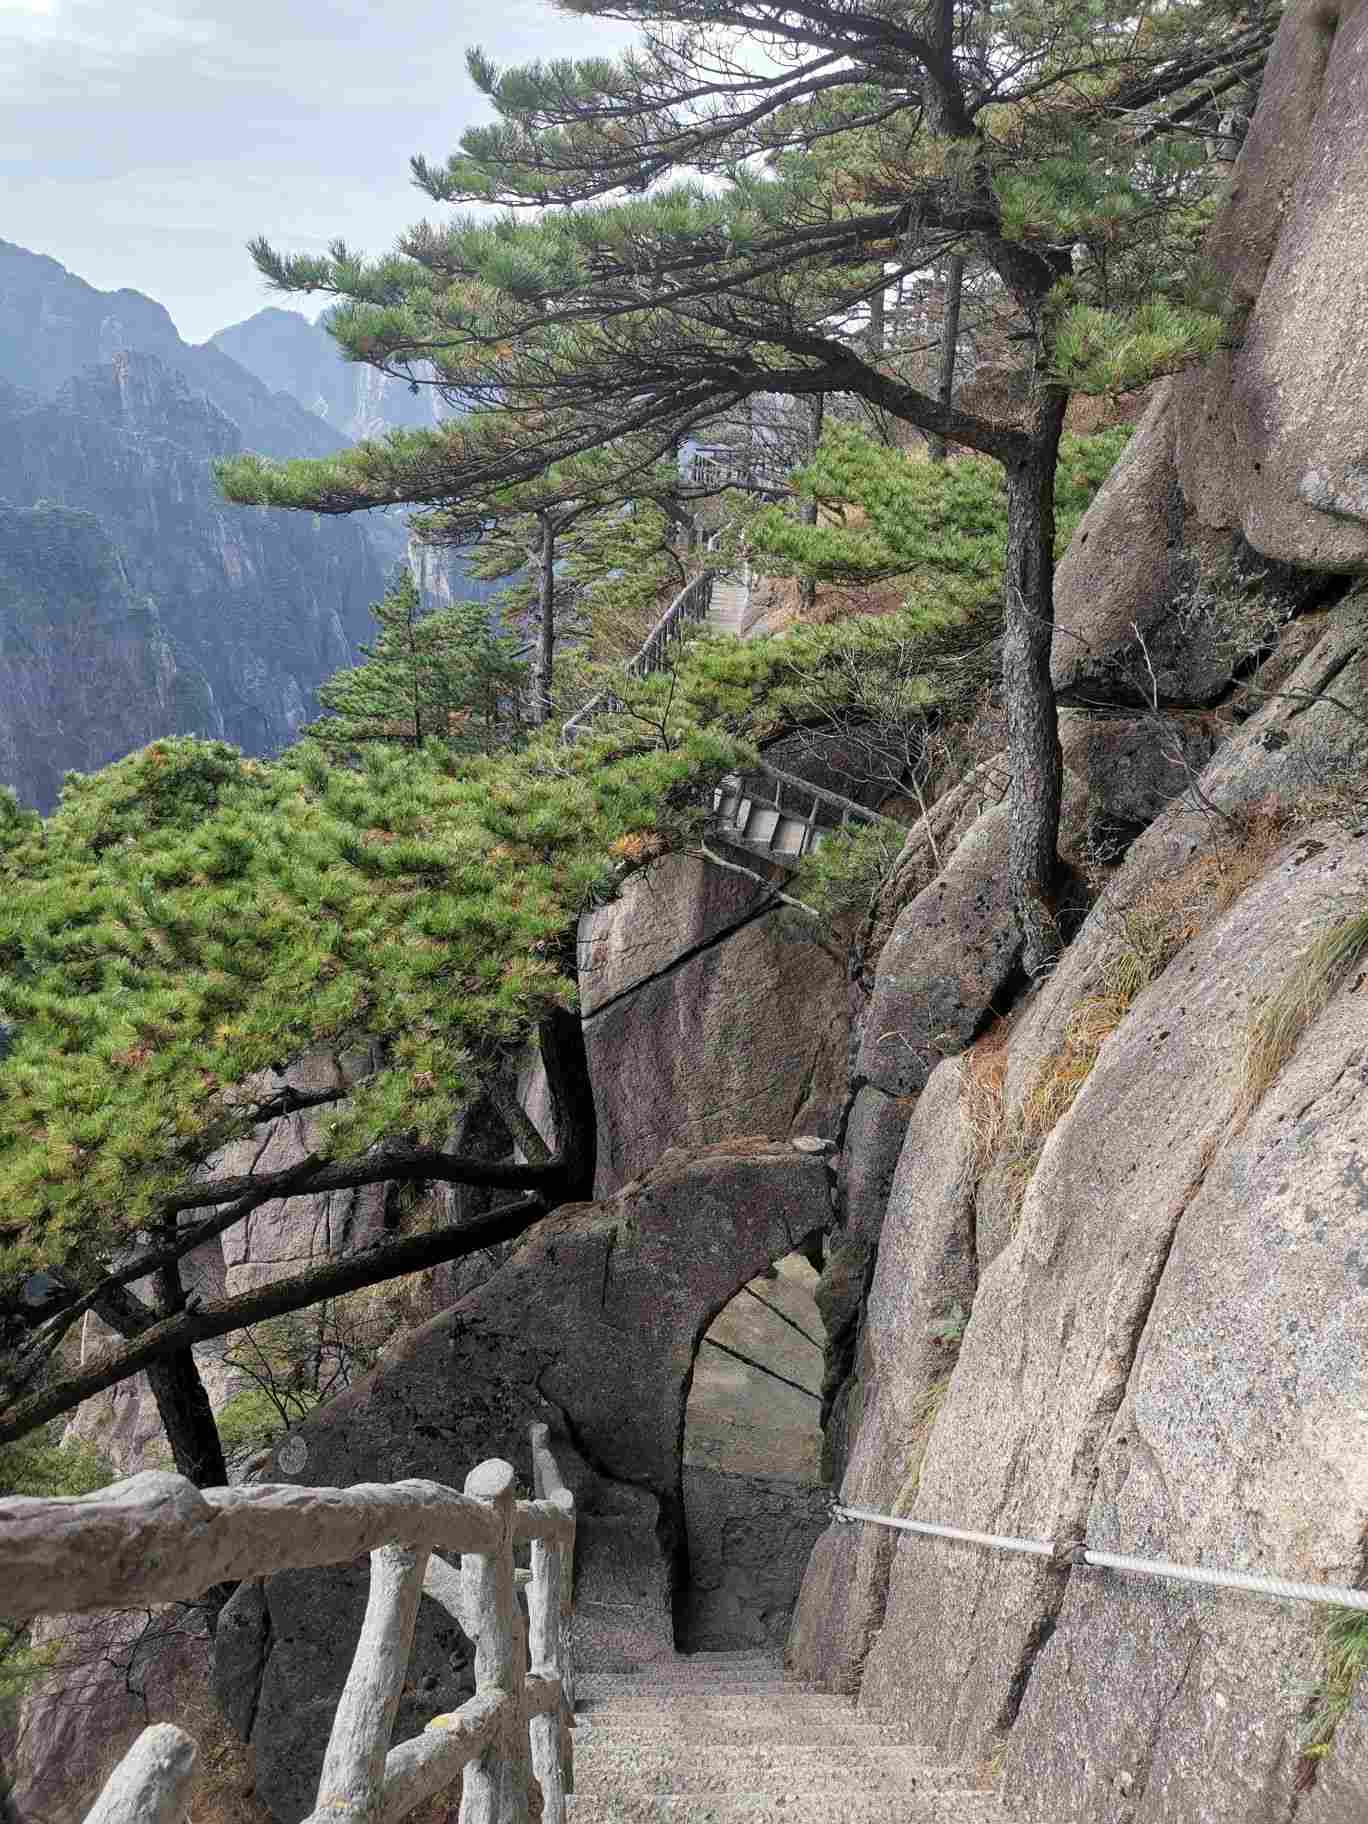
<box><xmin>569</xmin><ymin>1649</ymin><xmax>1014</xmax><ymax>1823</ymax></box>
<box><xmin>707</xmin><ymin>575</ymin><xmax>751</xmax><ymax>638</ymax></box>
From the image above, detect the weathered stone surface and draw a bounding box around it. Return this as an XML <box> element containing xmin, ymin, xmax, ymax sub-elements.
<box><xmin>1177</xmin><ymin>0</ymin><xmax>1368</xmax><ymax>570</ymax></box>
<box><xmin>838</xmin><ymin>1086</ymin><xmax>916</xmax><ymax>1244</ymax></box>
<box><xmin>1007</xmin><ymin>883</ymin><xmax>1368</xmax><ymax>1823</ymax></box>
<box><xmin>578</xmin><ymin>854</ymin><xmax>769</xmax><ymax>1018</ymax></box>
<box><xmin>11</xmin><ymin>1608</ymin><xmax>210</xmax><ymax>1823</ymax></box>
<box><xmin>1059</xmin><ymin>706</ymin><xmax>1225</xmax><ymax>846</ymax></box>
<box><xmin>857</xmin><ymin>799</ymin><xmax>1021</xmax><ymax>1096</ymax></box>
<box><xmin>1050</xmin><ymin>388</ymin><xmax>1187</xmax><ymax>703</ymax></box>
<box><xmin>222</xmin><ymin>1142</ymin><xmax>833</xmax><ymax>1819</ymax></box>
<box><xmin>858</xmin><ymin>827</ymin><xmax>1368</xmax><ymax>1798</ymax></box>
<box><xmin>792</xmin><ymin>1061</ymin><xmax>977</xmax><ymax>1693</ymax></box>
<box><xmin>678</xmin><ymin>1467</ymin><xmax>830</xmax><ymax>1651</ymax></box>
<box><xmin>586</xmin><ymin>876</ymin><xmax>849</xmax><ymax>1194</ymax></box>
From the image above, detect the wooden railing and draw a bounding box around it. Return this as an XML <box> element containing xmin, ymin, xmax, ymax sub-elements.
<box><xmin>0</xmin><ymin>1423</ymin><xmax>576</xmax><ymax>1824</ymax></box>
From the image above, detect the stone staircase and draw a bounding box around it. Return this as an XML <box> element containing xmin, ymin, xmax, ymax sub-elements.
<box><xmin>707</xmin><ymin>573</ymin><xmax>753</xmax><ymax>639</ymax></box>
<box><xmin>570</xmin><ymin>1650</ymin><xmax>1010</xmax><ymax>1823</ymax></box>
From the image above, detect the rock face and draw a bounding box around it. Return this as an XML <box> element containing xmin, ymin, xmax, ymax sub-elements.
<box><xmin>0</xmin><ymin>502</ymin><xmax>178</xmax><ymax>813</ymax></box>
<box><xmin>791</xmin><ymin>821</ymin><xmax>1368</xmax><ymax>1820</ymax></box>
<box><xmin>215</xmin><ymin>1141</ymin><xmax>833</xmax><ymax>1821</ymax></box>
<box><xmin>0</xmin><ymin>239</ymin><xmax>346</xmax><ymax>461</ymax></box>
<box><xmin>1051</xmin><ymin>0</ymin><xmax>1368</xmax><ymax>712</ymax></box>
<box><xmin>0</xmin><ymin>353</ymin><xmax>384</xmax><ymax>810</ymax></box>
<box><xmin>209</xmin><ymin>307</ymin><xmax>448</xmax><ymax>443</ymax></box>
<box><xmin>580</xmin><ymin>856</ymin><xmax>850</xmax><ymax>1194</ymax></box>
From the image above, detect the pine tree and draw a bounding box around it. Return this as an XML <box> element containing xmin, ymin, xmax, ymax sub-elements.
<box><xmin>310</xmin><ymin>566</ymin><xmax>526</xmax><ymax>757</ymax></box>
<box><xmin>220</xmin><ymin>0</ymin><xmax>1274</xmax><ymax>971</ymax></box>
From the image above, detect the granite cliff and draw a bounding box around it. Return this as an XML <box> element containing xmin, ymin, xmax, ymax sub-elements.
<box><xmin>0</xmin><ymin>350</ymin><xmax>385</xmax><ymax>812</ymax></box>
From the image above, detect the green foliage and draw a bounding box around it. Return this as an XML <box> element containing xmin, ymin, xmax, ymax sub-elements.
<box><xmin>790</xmin><ymin>821</ymin><xmax>905</xmax><ymax>925</ymax></box>
<box><xmin>310</xmin><ymin>567</ymin><xmax>526</xmax><ymax>758</ymax></box>
<box><xmin>745</xmin><ymin>424</ymin><xmax>1133</xmax><ymax>612</ymax></box>
<box><xmin>214</xmin><ymin>1386</ymin><xmax>318</xmax><ymax>1458</ymax></box>
<box><xmin>1050</xmin><ymin>298</ymin><xmax>1228</xmax><ymax>394</ymax></box>
<box><xmin>0</xmin><ymin>1425</ymin><xmax>112</xmax><ymax>1499</ymax></box>
<box><xmin>1300</xmin><ymin>1608</ymin><xmax>1368</xmax><ymax>1771</ymax></box>
<box><xmin>0</xmin><ymin>711</ymin><xmax>749</xmax><ymax>1290</ymax></box>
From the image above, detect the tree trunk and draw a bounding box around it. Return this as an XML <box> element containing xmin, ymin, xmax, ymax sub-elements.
<box><xmin>145</xmin><ymin>1351</ymin><xmax>229</xmax><ymax>1488</ymax></box>
<box><xmin>927</xmin><ymin>255</ymin><xmax>965</xmax><ymax>463</ymax></box>
<box><xmin>1002</xmin><ymin>384</ymin><xmax>1068</xmax><ymax>978</ymax></box>
<box><xmin>798</xmin><ymin>393</ymin><xmax>825</xmax><ymax>616</ymax></box>
<box><xmin>533</xmin><ymin>512</ymin><xmax>556</xmax><ymax>726</ymax></box>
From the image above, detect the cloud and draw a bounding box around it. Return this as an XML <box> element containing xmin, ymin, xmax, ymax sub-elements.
<box><xmin>4</xmin><ymin>0</ymin><xmax>636</xmax><ymax>340</ymax></box>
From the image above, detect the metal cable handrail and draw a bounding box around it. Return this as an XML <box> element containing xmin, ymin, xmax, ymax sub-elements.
<box><xmin>833</xmin><ymin>1504</ymin><xmax>1368</xmax><ymax>1612</ymax></box>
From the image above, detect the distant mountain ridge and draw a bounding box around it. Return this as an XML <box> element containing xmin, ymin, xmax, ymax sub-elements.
<box><xmin>210</xmin><ymin>306</ymin><xmax>449</xmax><ymax>443</ymax></box>
<box><xmin>0</xmin><ymin>243</ymin><xmax>393</xmax><ymax>812</ymax></box>
<box><xmin>0</xmin><ymin>240</ymin><xmax>348</xmax><ymax>462</ymax></box>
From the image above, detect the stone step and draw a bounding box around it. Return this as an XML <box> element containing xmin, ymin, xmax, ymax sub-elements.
<box><xmin>568</xmin><ymin>1797</ymin><xmax>1006</xmax><ymax>1824</ymax></box>
<box><xmin>578</xmin><ymin>1717</ymin><xmax>920</xmax><ymax>1747</ymax></box>
<box><xmin>578</xmin><ymin>1694</ymin><xmax>857</xmax><ymax>1720</ymax></box>
<box><xmin>578</xmin><ymin>1672</ymin><xmax>798</xmax><ymax>1692</ymax></box>
<box><xmin>578</xmin><ymin>1682</ymin><xmax>806</xmax><ymax>1702</ymax></box>
<box><xmin>574</xmin><ymin>1744</ymin><xmax>978</xmax><ymax>1795</ymax></box>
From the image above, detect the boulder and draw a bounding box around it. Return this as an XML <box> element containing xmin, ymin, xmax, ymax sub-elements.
<box><xmin>1008</xmin><ymin>587</ymin><xmax>1368</xmax><ymax>1121</ymax></box>
<box><xmin>216</xmin><ymin>1141</ymin><xmax>833</xmax><ymax>1821</ymax></box>
<box><xmin>1052</xmin><ymin>0</ymin><xmax>1368</xmax><ymax>705</ymax></box>
<box><xmin>1177</xmin><ymin>0</ymin><xmax>1368</xmax><ymax>571</ymax></box>
<box><xmin>577</xmin><ymin>853</ymin><xmax>768</xmax><ymax>1018</ymax></box>
<box><xmin>857</xmin><ymin>799</ymin><xmax>1021</xmax><ymax>1096</ymax></box>
<box><xmin>583</xmin><ymin>857</ymin><xmax>850</xmax><ymax>1194</ymax></box>
<box><xmin>855</xmin><ymin>825</ymin><xmax>1368</xmax><ymax>1814</ymax></box>
<box><xmin>791</xmin><ymin>1061</ymin><xmax>978</xmax><ymax>1691</ymax></box>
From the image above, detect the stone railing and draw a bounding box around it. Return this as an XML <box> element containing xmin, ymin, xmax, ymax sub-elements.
<box><xmin>0</xmin><ymin>1422</ymin><xmax>576</xmax><ymax>1824</ymax></box>
<box><xmin>712</xmin><ymin>760</ymin><xmax>898</xmax><ymax>863</ymax></box>
<box><xmin>561</xmin><ymin>533</ymin><xmax>722</xmax><ymax>742</ymax></box>
<box><xmin>684</xmin><ymin>449</ymin><xmax>789</xmax><ymax>495</ymax></box>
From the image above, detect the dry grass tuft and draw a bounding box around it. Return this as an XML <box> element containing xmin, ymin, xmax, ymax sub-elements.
<box><xmin>960</xmin><ymin>1024</ymin><xmax>1010</xmax><ymax>1186</ymax></box>
<box><xmin>1236</xmin><ymin>906</ymin><xmax>1368</xmax><ymax>1131</ymax></box>
<box><xmin>984</xmin><ymin>807</ymin><xmax>1294</xmax><ymax>1239</ymax></box>
<box><xmin>891</xmin><ymin>1375</ymin><xmax>953</xmax><ymax>1518</ymax></box>
<box><xmin>1297</xmin><ymin>1608</ymin><xmax>1368</xmax><ymax>1790</ymax></box>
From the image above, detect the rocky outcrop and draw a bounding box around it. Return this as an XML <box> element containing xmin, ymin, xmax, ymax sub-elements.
<box><xmin>1050</xmin><ymin>0</ymin><xmax>1368</xmax><ymax>713</ymax></box>
<box><xmin>0</xmin><ymin>353</ymin><xmax>385</xmax><ymax>809</ymax></box>
<box><xmin>679</xmin><ymin>1467</ymin><xmax>831</xmax><ymax>1651</ymax></box>
<box><xmin>0</xmin><ymin>503</ymin><xmax>178</xmax><ymax>813</ymax></box>
<box><xmin>209</xmin><ymin>307</ymin><xmax>447</xmax><ymax>444</ymax></box>
<box><xmin>580</xmin><ymin>856</ymin><xmax>850</xmax><ymax>1194</ymax></box>
<box><xmin>214</xmin><ymin>1140</ymin><xmax>833</xmax><ymax>1820</ymax></box>
<box><xmin>792</xmin><ymin>818</ymin><xmax>1368</xmax><ymax>1818</ymax></box>
<box><xmin>0</xmin><ymin>239</ymin><xmax>346</xmax><ymax>461</ymax></box>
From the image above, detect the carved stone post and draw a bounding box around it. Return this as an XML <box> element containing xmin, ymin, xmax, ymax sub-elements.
<box><xmin>316</xmin><ymin>1542</ymin><xmax>430</xmax><ymax>1824</ymax></box>
<box><xmin>459</xmin><ymin>1460</ymin><xmax>530</xmax><ymax>1824</ymax></box>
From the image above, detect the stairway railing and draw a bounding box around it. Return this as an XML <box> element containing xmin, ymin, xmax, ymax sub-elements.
<box><xmin>0</xmin><ymin>1422</ymin><xmax>576</xmax><ymax>1824</ymax></box>
<box><xmin>561</xmin><ymin>530</ymin><xmax>728</xmax><ymax>743</ymax></box>
<box><xmin>712</xmin><ymin>760</ymin><xmax>898</xmax><ymax>862</ymax></box>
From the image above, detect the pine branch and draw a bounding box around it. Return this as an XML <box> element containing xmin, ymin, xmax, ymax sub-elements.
<box><xmin>0</xmin><ymin>1197</ymin><xmax>549</xmax><ymax>1445</ymax></box>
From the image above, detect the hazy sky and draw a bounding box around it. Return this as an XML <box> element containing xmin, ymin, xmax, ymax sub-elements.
<box><xmin>3</xmin><ymin>0</ymin><xmax>636</xmax><ymax>343</ymax></box>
